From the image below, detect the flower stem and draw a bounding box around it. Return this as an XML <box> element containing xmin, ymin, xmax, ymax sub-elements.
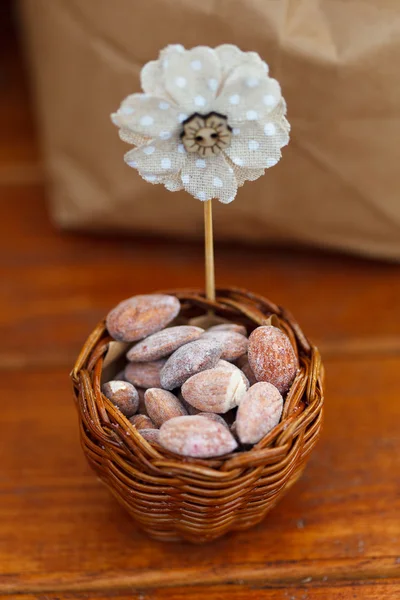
<box><xmin>204</xmin><ymin>199</ymin><xmax>216</xmax><ymax>303</ymax></box>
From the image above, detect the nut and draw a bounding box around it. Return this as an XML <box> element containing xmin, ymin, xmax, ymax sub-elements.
<box><xmin>101</xmin><ymin>381</ymin><xmax>139</xmax><ymax>417</ymax></box>
<box><xmin>125</xmin><ymin>359</ymin><xmax>166</xmax><ymax>389</ymax></box>
<box><xmin>217</xmin><ymin>360</ymin><xmax>250</xmax><ymax>391</ymax></box>
<box><xmin>179</xmin><ymin>395</ymin><xmax>201</xmax><ymax>415</ymax></box>
<box><xmin>139</xmin><ymin>428</ymin><xmax>160</xmax><ymax>444</ymax></box>
<box><xmin>208</xmin><ymin>323</ymin><xmax>247</xmax><ymax>336</ymax></box>
<box><xmin>202</xmin><ymin>330</ymin><xmax>248</xmax><ymax>361</ymax></box>
<box><xmin>106</xmin><ymin>294</ymin><xmax>180</xmax><ymax>342</ymax></box>
<box><xmin>181</xmin><ymin>361</ymin><xmax>248</xmax><ymax>413</ymax></box>
<box><xmin>160</xmin><ymin>338</ymin><xmax>223</xmax><ymax>390</ymax></box>
<box><xmin>127</xmin><ymin>325</ymin><xmax>204</xmax><ymax>362</ymax></box>
<box><xmin>159</xmin><ymin>415</ymin><xmax>238</xmax><ymax>458</ymax></box>
<box><xmin>236</xmin><ymin>382</ymin><xmax>283</xmax><ymax>444</ymax></box>
<box><xmin>129</xmin><ymin>414</ymin><xmax>157</xmax><ymax>430</ymax></box>
<box><xmin>248</xmin><ymin>326</ymin><xmax>297</xmax><ymax>394</ymax></box>
<box><xmin>144</xmin><ymin>388</ymin><xmax>188</xmax><ymax>427</ymax></box>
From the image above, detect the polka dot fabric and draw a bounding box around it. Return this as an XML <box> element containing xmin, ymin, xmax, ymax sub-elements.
<box><xmin>180</xmin><ymin>154</ymin><xmax>237</xmax><ymax>204</ymax></box>
<box><xmin>111</xmin><ymin>44</ymin><xmax>290</xmax><ymax>203</ymax></box>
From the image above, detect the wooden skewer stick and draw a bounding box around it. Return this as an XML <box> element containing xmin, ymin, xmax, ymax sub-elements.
<box><xmin>204</xmin><ymin>199</ymin><xmax>216</xmax><ymax>302</ymax></box>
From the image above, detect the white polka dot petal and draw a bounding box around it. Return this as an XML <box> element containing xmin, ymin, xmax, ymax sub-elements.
<box><xmin>266</xmin><ymin>158</ymin><xmax>278</xmax><ymax>167</ymax></box>
<box><xmin>194</xmin><ymin>95</ymin><xmax>206</xmax><ymax>107</ymax></box>
<box><xmin>120</xmin><ymin>106</ymin><xmax>135</xmax><ymax>115</ymax></box>
<box><xmin>111</xmin><ymin>44</ymin><xmax>289</xmax><ymax>203</ymax></box>
<box><xmin>248</xmin><ymin>140</ymin><xmax>259</xmax><ymax>151</ymax></box>
<box><xmin>161</xmin><ymin>158</ymin><xmax>172</xmax><ymax>169</ymax></box>
<box><xmin>246</xmin><ymin>77</ymin><xmax>259</xmax><ymax>88</ymax></box>
<box><xmin>263</xmin><ymin>94</ymin><xmax>276</xmax><ymax>107</ymax></box>
<box><xmin>143</xmin><ymin>145</ymin><xmax>155</xmax><ymax>155</ymax></box>
<box><xmin>229</xmin><ymin>94</ymin><xmax>240</xmax><ymax>105</ymax></box>
<box><xmin>159</xmin><ymin>131</ymin><xmax>172</xmax><ymax>140</ymax></box>
<box><xmin>191</xmin><ymin>60</ymin><xmax>202</xmax><ymax>71</ymax></box>
<box><xmin>246</xmin><ymin>110</ymin><xmax>258</xmax><ymax>121</ymax></box>
<box><xmin>213</xmin><ymin>177</ymin><xmax>223</xmax><ymax>188</ymax></box>
<box><xmin>264</xmin><ymin>122</ymin><xmax>276</xmax><ymax>136</ymax></box>
<box><xmin>175</xmin><ymin>76</ymin><xmax>187</xmax><ymax>88</ymax></box>
<box><xmin>140</xmin><ymin>115</ymin><xmax>154</xmax><ymax>126</ymax></box>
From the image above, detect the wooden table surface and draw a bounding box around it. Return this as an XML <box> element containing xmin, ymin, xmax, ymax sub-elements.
<box><xmin>2</xmin><ymin>6</ymin><xmax>400</xmax><ymax>599</ymax></box>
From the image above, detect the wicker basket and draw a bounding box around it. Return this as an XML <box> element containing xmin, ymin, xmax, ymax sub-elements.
<box><xmin>71</xmin><ymin>288</ymin><xmax>324</xmax><ymax>543</ymax></box>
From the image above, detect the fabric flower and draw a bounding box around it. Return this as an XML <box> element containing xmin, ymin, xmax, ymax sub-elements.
<box><xmin>111</xmin><ymin>44</ymin><xmax>290</xmax><ymax>203</ymax></box>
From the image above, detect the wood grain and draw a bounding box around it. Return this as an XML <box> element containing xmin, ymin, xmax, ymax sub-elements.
<box><xmin>2</xmin><ymin>356</ymin><xmax>400</xmax><ymax>593</ymax></box>
<box><xmin>5</xmin><ymin>582</ymin><xmax>400</xmax><ymax>599</ymax></box>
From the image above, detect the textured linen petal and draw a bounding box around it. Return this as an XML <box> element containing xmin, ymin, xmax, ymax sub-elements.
<box><xmin>141</xmin><ymin>60</ymin><xmax>170</xmax><ymax>98</ymax></box>
<box><xmin>216</xmin><ymin>45</ymin><xmax>268</xmax><ymax>80</ymax></box>
<box><xmin>118</xmin><ymin>128</ymin><xmax>149</xmax><ymax>147</ymax></box>
<box><xmin>180</xmin><ymin>154</ymin><xmax>238</xmax><ymax>203</ymax></box>
<box><xmin>224</xmin><ymin>121</ymin><xmax>285</xmax><ymax>168</ymax></box>
<box><xmin>231</xmin><ymin>165</ymin><xmax>265</xmax><ymax>187</ymax></box>
<box><xmin>260</xmin><ymin>118</ymin><xmax>290</xmax><ymax>151</ymax></box>
<box><xmin>164</xmin><ymin>175</ymin><xmax>184</xmax><ymax>191</ymax></box>
<box><xmin>161</xmin><ymin>46</ymin><xmax>221</xmax><ymax>114</ymax></box>
<box><xmin>124</xmin><ymin>138</ymin><xmax>185</xmax><ymax>175</ymax></box>
<box><xmin>112</xmin><ymin>94</ymin><xmax>180</xmax><ymax>138</ymax></box>
<box><xmin>140</xmin><ymin>172</ymin><xmax>184</xmax><ymax>191</ymax></box>
<box><xmin>268</xmin><ymin>98</ymin><xmax>288</xmax><ymax>121</ymax></box>
<box><xmin>214</xmin><ymin>65</ymin><xmax>282</xmax><ymax>124</ymax></box>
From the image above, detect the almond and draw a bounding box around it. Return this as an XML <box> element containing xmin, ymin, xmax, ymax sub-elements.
<box><xmin>129</xmin><ymin>414</ymin><xmax>157</xmax><ymax>430</ymax></box>
<box><xmin>144</xmin><ymin>388</ymin><xmax>187</xmax><ymax>427</ymax></box>
<box><xmin>248</xmin><ymin>326</ymin><xmax>297</xmax><ymax>394</ymax></box>
<box><xmin>127</xmin><ymin>325</ymin><xmax>204</xmax><ymax>362</ymax></box>
<box><xmin>202</xmin><ymin>330</ymin><xmax>248</xmax><ymax>361</ymax></box>
<box><xmin>139</xmin><ymin>428</ymin><xmax>160</xmax><ymax>444</ymax></box>
<box><xmin>208</xmin><ymin>323</ymin><xmax>247</xmax><ymax>336</ymax></box>
<box><xmin>101</xmin><ymin>381</ymin><xmax>139</xmax><ymax>417</ymax></box>
<box><xmin>236</xmin><ymin>382</ymin><xmax>283</xmax><ymax>444</ymax></box>
<box><xmin>160</xmin><ymin>338</ymin><xmax>223</xmax><ymax>390</ymax></box>
<box><xmin>106</xmin><ymin>294</ymin><xmax>180</xmax><ymax>342</ymax></box>
<box><xmin>217</xmin><ymin>360</ymin><xmax>250</xmax><ymax>391</ymax></box>
<box><xmin>125</xmin><ymin>359</ymin><xmax>166</xmax><ymax>389</ymax></box>
<box><xmin>179</xmin><ymin>395</ymin><xmax>201</xmax><ymax>415</ymax></box>
<box><xmin>159</xmin><ymin>415</ymin><xmax>238</xmax><ymax>458</ymax></box>
<box><xmin>181</xmin><ymin>362</ymin><xmax>248</xmax><ymax>413</ymax></box>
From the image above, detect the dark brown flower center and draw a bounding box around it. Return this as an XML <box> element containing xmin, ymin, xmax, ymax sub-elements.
<box><xmin>181</xmin><ymin>112</ymin><xmax>232</xmax><ymax>158</ymax></box>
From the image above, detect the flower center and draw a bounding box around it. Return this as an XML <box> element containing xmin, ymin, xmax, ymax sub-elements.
<box><xmin>181</xmin><ymin>112</ymin><xmax>232</xmax><ymax>158</ymax></box>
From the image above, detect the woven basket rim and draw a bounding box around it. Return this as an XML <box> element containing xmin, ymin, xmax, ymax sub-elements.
<box><xmin>71</xmin><ymin>287</ymin><xmax>324</xmax><ymax>474</ymax></box>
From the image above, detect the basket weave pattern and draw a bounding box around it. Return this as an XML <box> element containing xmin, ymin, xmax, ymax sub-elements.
<box><xmin>71</xmin><ymin>288</ymin><xmax>324</xmax><ymax>543</ymax></box>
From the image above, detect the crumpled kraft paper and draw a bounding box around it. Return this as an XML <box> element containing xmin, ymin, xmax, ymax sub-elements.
<box><xmin>18</xmin><ymin>0</ymin><xmax>400</xmax><ymax>260</ymax></box>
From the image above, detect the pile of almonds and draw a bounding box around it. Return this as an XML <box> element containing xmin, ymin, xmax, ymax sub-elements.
<box><xmin>102</xmin><ymin>294</ymin><xmax>298</xmax><ymax>458</ymax></box>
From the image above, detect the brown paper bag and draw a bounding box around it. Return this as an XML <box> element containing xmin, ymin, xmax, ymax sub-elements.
<box><xmin>18</xmin><ymin>0</ymin><xmax>400</xmax><ymax>260</ymax></box>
